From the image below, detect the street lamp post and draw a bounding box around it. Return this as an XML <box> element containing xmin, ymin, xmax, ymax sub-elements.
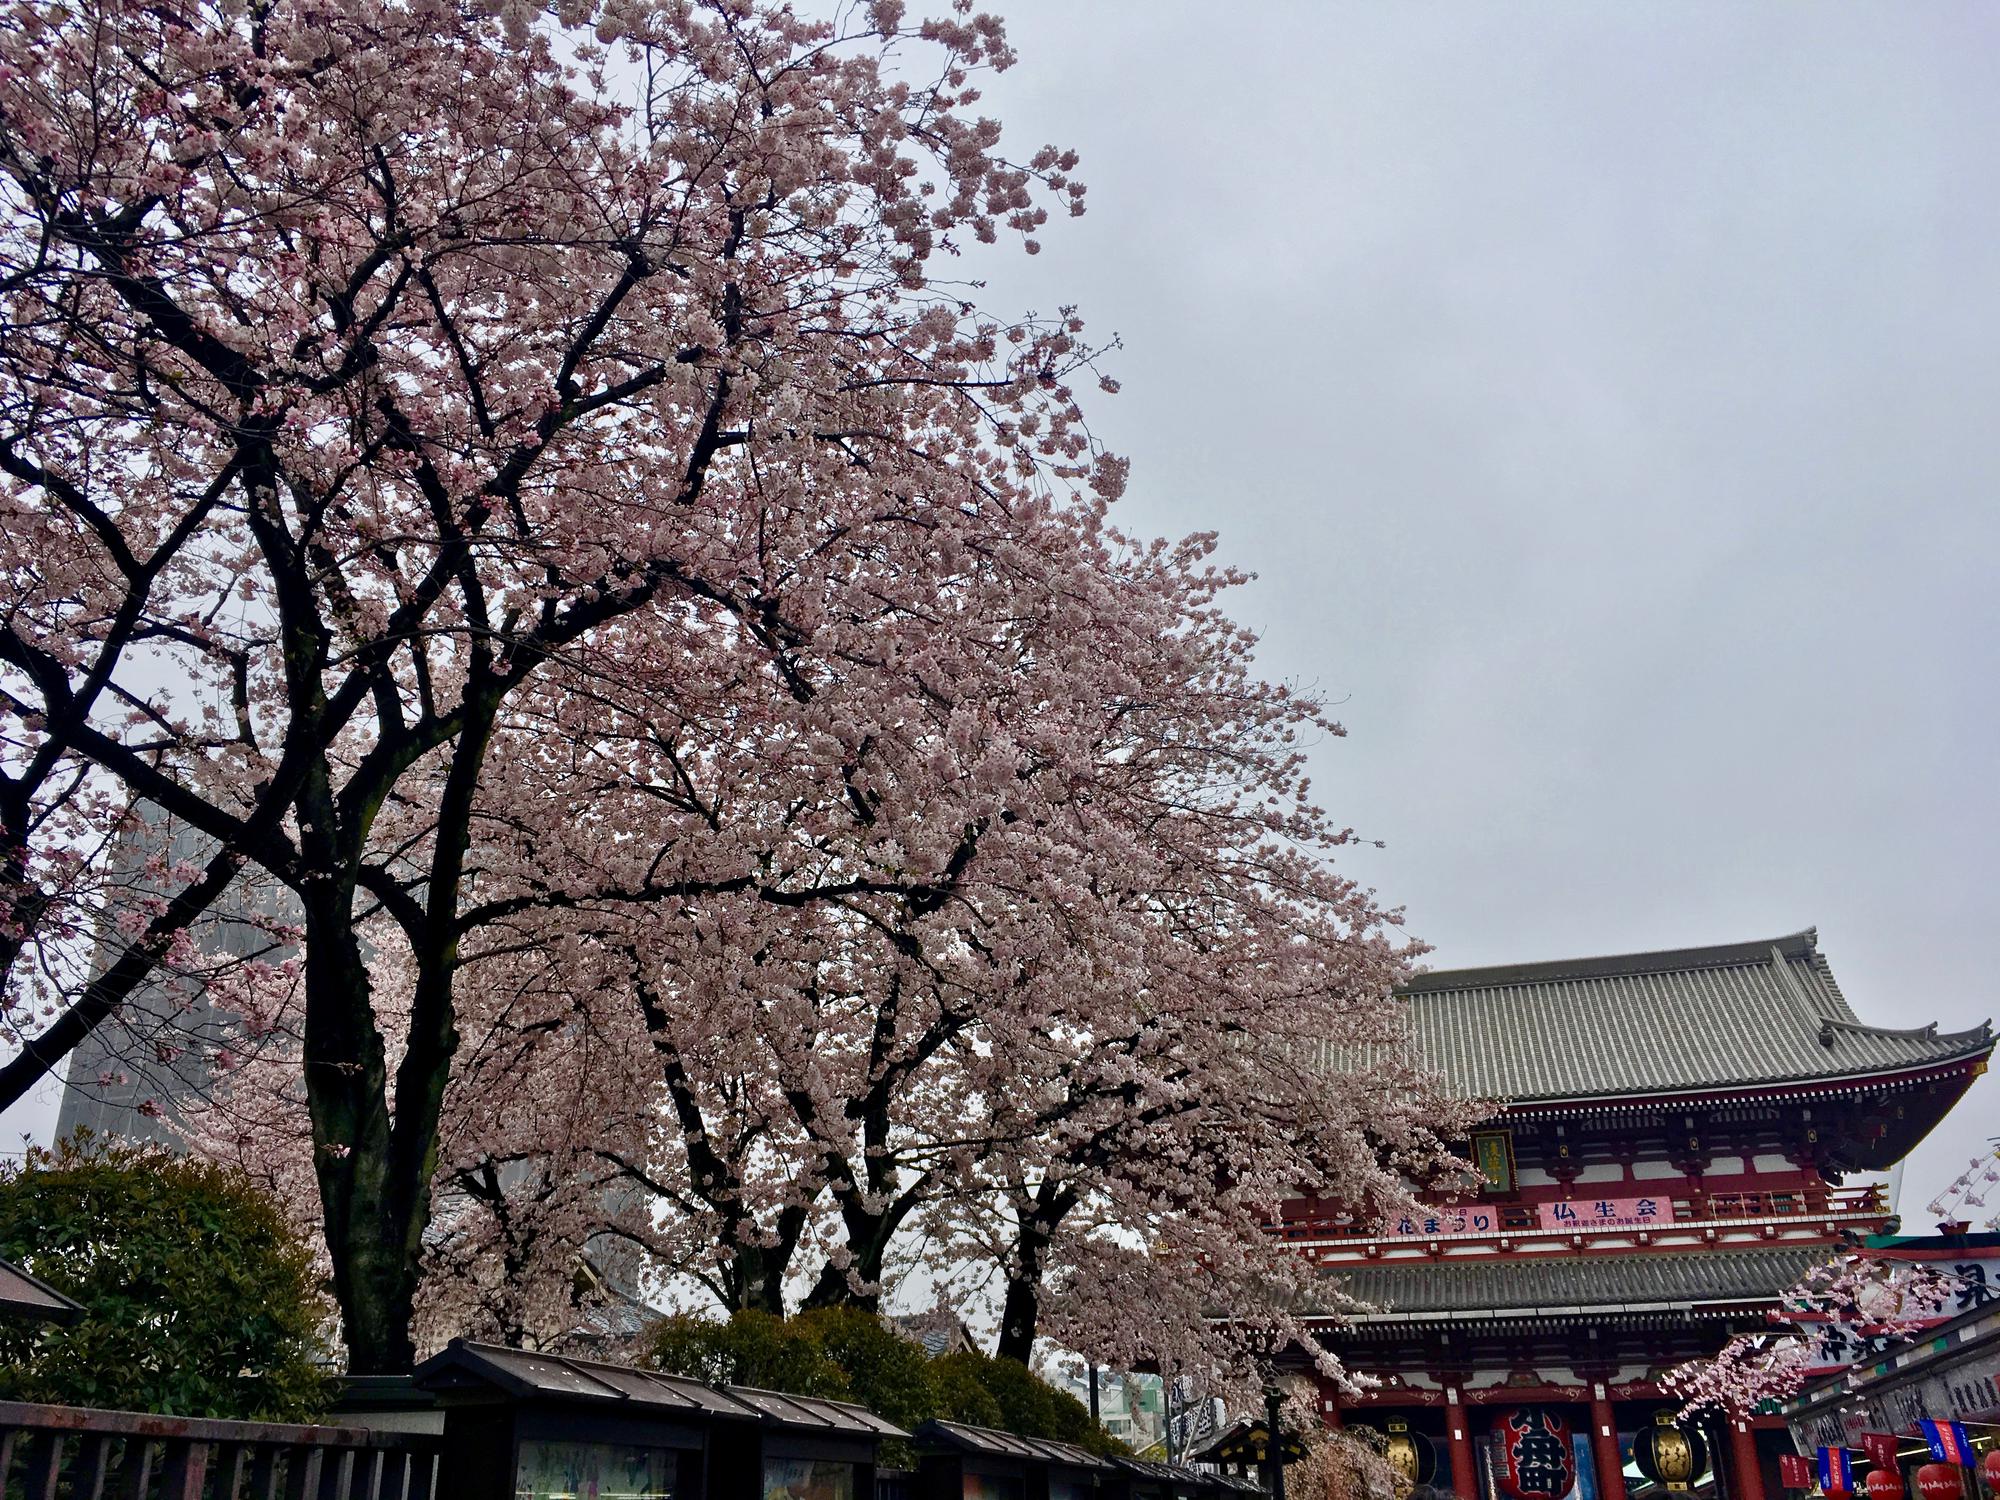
<box><xmin>1266</xmin><ymin>1383</ymin><xmax>1288</xmax><ymax>1500</ymax></box>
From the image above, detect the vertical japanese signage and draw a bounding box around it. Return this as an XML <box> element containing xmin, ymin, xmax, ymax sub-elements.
<box><xmin>1473</xmin><ymin>1130</ymin><xmax>1516</xmax><ymax>1193</ymax></box>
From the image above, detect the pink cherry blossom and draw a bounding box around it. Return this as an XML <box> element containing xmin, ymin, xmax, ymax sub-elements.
<box><xmin>2</xmin><ymin>0</ymin><xmax>1454</xmax><ymax>1380</ymax></box>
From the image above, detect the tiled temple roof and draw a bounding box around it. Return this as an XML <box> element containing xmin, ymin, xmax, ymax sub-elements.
<box><xmin>1389</xmin><ymin>928</ymin><xmax>1991</xmax><ymax>1104</ymax></box>
<box><xmin>1317</xmin><ymin>1246</ymin><xmax>1828</xmax><ymax>1323</ymax></box>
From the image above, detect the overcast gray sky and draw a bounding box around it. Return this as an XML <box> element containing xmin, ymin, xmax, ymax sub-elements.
<box><xmin>963</xmin><ymin>0</ymin><xmax>2000</xmax><ymax>1217</ymax></box>
<box><xmin>6</xmin><ymin>2</ymin><xmax>1995</xmax><ymax>1221</ymax></box>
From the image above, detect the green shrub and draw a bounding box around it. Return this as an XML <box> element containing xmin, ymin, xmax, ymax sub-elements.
<box><xmin>641</xmin><ymin>1307</ymin><xmax>849</xmax><ymax>1398</ymax></box>
<box><xmin>791</xmin><ymin>1306</ymin><xmax>940</xmax><ymax>1434</ymax></box>
<box><xmin>0</xmin><ymin>1132</ymin><xmax>335</xmax><ymax>1420</ymax></box>
<box><xmin>928</xmin><ymin>1350</ymin><xmax>1005</xmax><ymax>1429</ymax></box>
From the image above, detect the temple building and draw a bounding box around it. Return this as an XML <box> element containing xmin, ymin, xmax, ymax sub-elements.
<box><xmin>1277</xmin><ymin>929</ymin><xmax>1995</xmax><ymax>1500</ymax></box>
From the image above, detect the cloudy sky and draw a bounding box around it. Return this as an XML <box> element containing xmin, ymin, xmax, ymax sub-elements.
<box><xmin>6</xmin><ymin>3</ymin><xmax>1995</xmax><ymax>1219</ymax></box>
<box><xmin>963</xmin><ymin>0</ymin><xmax>2000</xmax><ymax>1215</ymax></box>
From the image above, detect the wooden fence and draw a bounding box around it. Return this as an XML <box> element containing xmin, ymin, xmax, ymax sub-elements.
<box><xmin>0</xmin><ymin>1399</ymin><xmax>441</xmax><ymax>1499</ymax></box>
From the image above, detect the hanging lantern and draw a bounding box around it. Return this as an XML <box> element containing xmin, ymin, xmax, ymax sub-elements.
<box><xmin>1633</xmin><ymin>1413</ymin><xmax>1710</xmax><ymax>1492</ymax></box>
<box><xmin>1383</xmin><ymin>1419</ymin><xmax>1439</xmax><ymax>1486</ymax></box>
<box><xmin>1865</xmin><ymin>1469</ymin><xmax>1904</xmax><ymax>1500</ymax></box>
<box><xmin>1982</xmin><ymin>1452</ymin><xmax>2000</xmax><ymax>1491</ymax></box>
<box><xmin>1914</xmin><ymin>1464</ymin><xmax>1961</xmax><ymax>1500</ymax></box>
<box><xmin>1352</xmin><ymin>1422</ymin><xmax>1439</xmax><ymax>1485</ymax></box>
<box><xmin>1494</xmin><ymin>1407</ymin><xmax>1577</xmax><ymax>1500</ymax></box>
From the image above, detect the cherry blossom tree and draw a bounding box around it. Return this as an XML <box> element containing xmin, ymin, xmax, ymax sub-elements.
<box><xmin>1665</xmin><ymin>1253</ymin><xmax>1960</xmax><ymax>1415</ymax></box>
<box><xmin>514</xmin><ymin>509</ymin><xmax>1468</xmax><ymax>1371</ymax></box>
<box><xmin>1286</xmin><ymin>1399</ymin><xmax>1401</xmax><ymax>1500</ymax></box>
<box><xmin>5</xmin><ymin>0</ymin><xmax>1461</xmax><ymax>1382</ymax></box>
<box><xmin>182</xmin><ymin>495</ymin><xmax>1464</xmax><ymax>1374</ymax></box>
<box><xmin>187</xmin><ymin>935</ymin><xmax>670</xmax><ymax>1352</ymax></box>
<box><xmin>1</xmin><ymin>0</ymin><xmax>1110</xmax><ymax>1370</ymax></box>
<box><xmin>968</xmin><ymin>1014</ymin><xmax>1473</xmax><ymax>1374</ymax></box>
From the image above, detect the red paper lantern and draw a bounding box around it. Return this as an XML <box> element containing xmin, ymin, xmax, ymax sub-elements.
<box><xmin>1493</xmin><ymin>1408</ymin><xmax>1576</xmax><ymax>1500</ymax></box>
<box><xmin>1914</xmin><ymin>1464</ymin><xmax>1960</xmax><ymax>1500</ymax></box>
<box><xmin>1982</xmin><ymin>1452</ymin><xmax>2000</xmax><ymax>1492</ymax></box>
<box><xmin>1865</xmin><ymin>1469</ymin><xmax>1903</xmax><ymax>1500</ymax></box>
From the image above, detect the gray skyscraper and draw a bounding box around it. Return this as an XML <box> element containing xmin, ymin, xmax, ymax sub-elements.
<box><xmin>54</xmin><ymin>805</ymin><xmax>295</xmax><ymax>1147</ymax></box>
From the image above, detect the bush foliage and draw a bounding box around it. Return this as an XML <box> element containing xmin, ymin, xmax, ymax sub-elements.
<box><xmin>0</xmin><ymin>1133</ymin><xmax>335</xmax><ymax>1419</ymax></box>
<box><xmin>639</xmin><ymin>1307</ymin><xmax>1118</xmax><ymax>1456</ymax></box>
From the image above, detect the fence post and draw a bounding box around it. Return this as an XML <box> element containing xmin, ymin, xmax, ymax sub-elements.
<box><xmin>71</xmin><ymin>1433</ymin><xmax>115</xmax><ymax>1500</ymax></box>
<box><xmin>114</xmin><ymin>1436</ymin><xmax>156</xmax><ymax>1500</ymax></box>
<box><xmin>158</xmin><ymin>1436</ymin><xmax>212</xmax><ymax>1500</ymax></box>
<box><xmin>283</xmin><ymin>1445</ymin><xmax>325</xmax><ymax>1500</ymax></box>
<box><xmin>21</xmin><ymin>1430</ymin><xmax>64</xmax><ymax>1500</ymax></box>
<box><xmin>212</xmin><ymin>1442</ymin><xmax>253</xmax><ymax>1500</ymax></box>
<box><xmin>405</xmin><ymin>1449</ymin><xmax>438</xmax><ymax>1500</ymax></box>
<box><xmin>247</xmin><ymin>1443</ymin><xmax>283</xmax><ymax>1500</ymax></box>
<box><xmin>316</xmin><ymin>1447</ymin><xmax>354</xmax><ymax>1499</ymax></box>
<box><xmin>353</xmin><ymin>1447</ymin><xmax>387</xmax><ymax>1500</ymax></box>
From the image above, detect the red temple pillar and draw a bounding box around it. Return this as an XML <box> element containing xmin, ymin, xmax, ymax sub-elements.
<box><xmin>1446</xmin><ymin>1391</ymin><xmax>1478</xmax><ymax>1500</ymax></box>
<box><xmin>1728</xmin><ymin>1418</ymin><xmax>1768</xmax><ymax>1500</ymax></box>
<box><xmin>1589</xmin><ymin>1395</ymin><xmax>1627</xmax><ymax>1500</ymax></box>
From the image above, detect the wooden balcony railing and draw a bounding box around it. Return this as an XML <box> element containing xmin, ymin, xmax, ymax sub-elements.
<box><xmin>0</xmin><ymin>1399</ymin><xmax>441</xmax><ymax>1500</ymax></box>
<box><xmin>1703</xmin><ymin>1184</ymin><xmax>1886</xmax><ymax>1219</ymax></box>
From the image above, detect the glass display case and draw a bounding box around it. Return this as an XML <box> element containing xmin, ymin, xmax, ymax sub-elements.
<box><xmin>762</xmin><ymin>1455</ymin><xmax>860</xmax><ymax>1500</ymax></box>
<box><xmin>516</xmin><ymin>1438</ymin><xmax>680</xmax><ymax>1499</ymax></box>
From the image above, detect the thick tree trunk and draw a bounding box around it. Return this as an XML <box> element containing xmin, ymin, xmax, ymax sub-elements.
<box><xmin>301</xmin><ymin>902</ymin><xmax>466</xmax><ymax>1373</ymax></box>
<box><xmin>994</xmin><ymin>1181</ymin><xmax>1077</xmax><ymax>1365</ymax></box>
<box><xmin>800</xmin><ymin>1196</ymin><xmax>900</xmax><ymax>1313</ymax></box>
<box><xmin>299</xmin><ymin>879</ymin><xmax>417</xmax><ymax>1374</ymax></box>
<box><xmin>996</xmin><ymin>1270</ymin><xmax>1042</xmax><ymax>1365</ymax></box>
<box><xmin>725</xmin><ymin>1243</ymin><xmax>793</xmax><ymax>1316</ymax></box>
<box><xmin>0</xmin><ymin>819</ymin><xmax>50</xmax><ymax>997</ymax></box>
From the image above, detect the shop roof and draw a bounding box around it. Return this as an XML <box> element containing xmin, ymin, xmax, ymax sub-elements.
<box><xmin>914</xmin><ymin>1419</ymin><xmax>1109</xmax><ymax>1469</ymax></box>
<box><xmin>412</xmin><ymin>1339</ymin><xmax>905</xmax><ymax>1439</ymax></box>
<box><xmin>1111</xmin><ymin>1454</ymin><xmax>1182</xmax><ymax>1479</ymax></box>
<box><xmin>725</xmin><ymin>1383</ymin><xmax>906</xmax><ymax>1438</ymax></box>
<box><xmin>0</xmin><ymin>1258</ymin><xmax>83</xmax><ymax>1325</ymax></box>
<box><xmin>1105</xmin><ymin>1453</ymin><xmax>1249</xmax><ymax>1491</ymax></box>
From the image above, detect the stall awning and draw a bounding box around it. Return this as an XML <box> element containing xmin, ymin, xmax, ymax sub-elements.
<box><xmin>414</xmin><ymin>1338</ymin><xmax>907</xmax><ymax>1441</ymax></box>
<box><xmin>913</xmin><ymin>1417</ymin><xmax>1109</xmax><ymax>1470</ymax></box>
<box><xmin>0</xmin><ymin>1258</ymin><xmax>82</xmax><ymax>1325</ymax></box>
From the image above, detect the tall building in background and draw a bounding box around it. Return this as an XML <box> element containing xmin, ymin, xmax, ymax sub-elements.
<box><xmin>53</xmin><ymin>806</ymin><xmax>292</xmax><ymax>1147</ymax></box>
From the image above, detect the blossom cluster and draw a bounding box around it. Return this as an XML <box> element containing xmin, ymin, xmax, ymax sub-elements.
<box><xmin>0</xmin><ymin>0</ymin><xmax>1463</xmax><ymax>1377</ymax></box>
